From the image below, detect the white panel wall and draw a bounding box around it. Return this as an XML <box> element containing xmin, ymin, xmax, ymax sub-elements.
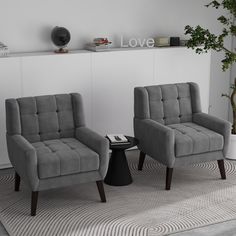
<box><xmin>0</xmin><ymin>58</ymin><xmax>22</xmax><ymax>167</ymax></box>
<box><xmin>92</xmin><ymin>50</ymin><xmax>154</xmax><ymax>136</ymax></box>
<box><xmin>154</xmin><ymin>48</ymin><xmax>211</xmax><ymax>113</ymax></box>
<box><xmin>0</xmin><ymin>48</ymin><xmax>211</xmax><ymax>168</ymax></box>
<box><xmin>21</xmin><ymin>52</ymin><xmax>93</xmax><ymax>127</ymax></box>
<box><xmin>0</xmin><ymin>0</ymin><xmax>231</xmax><ymax>121</ymax></box>
<box><xmin>0</xmin><ymin>0</ymin><xmax>228</xmax><ymax>53</ymax></box>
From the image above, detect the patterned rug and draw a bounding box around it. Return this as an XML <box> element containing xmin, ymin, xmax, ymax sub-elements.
<box><xmin>1</xmin><ymin>150</ymin><xmax>236</xmax><ymax>236</ymax></box>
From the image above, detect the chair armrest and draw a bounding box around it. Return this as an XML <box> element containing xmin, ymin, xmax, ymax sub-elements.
<box><xmin>134</xmin><ymin>118</ymin><xmax>175</xmax><ymax>167</ymax></box>
<box><xmin>193</xmin><ymin>113</ymin><xmax>231</xmax><ymax>156</ymax></box>
<box><xmin>76</xmin><ymin>127</ymin><xmax>109</xmax><ymax>178</ymax></box>
<box><xmin>6</xmin><ymin>134</ymin><xmax>39</xmax><ymax>191</ymax></box>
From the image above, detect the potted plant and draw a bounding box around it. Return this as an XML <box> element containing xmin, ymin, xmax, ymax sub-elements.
<box><xmin>184</xmin><ymin>0</ymin><xmax>236</xmax><ymax>159</ymax></box>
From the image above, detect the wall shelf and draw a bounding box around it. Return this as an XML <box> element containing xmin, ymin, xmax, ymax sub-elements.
<box><xmin>0</xmin><ymin>46</ymin><xmax>189</xmax><ymax>59</ymax></box>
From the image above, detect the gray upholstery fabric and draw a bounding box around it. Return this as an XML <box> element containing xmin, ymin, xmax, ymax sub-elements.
<box><xmin>134</xmin><ymin>118</ymin><xmax>175</xmax><ymax>167</ymax></box>
<box><xmin>146</xmin><ymin>83</ymin><xmax>193</xmax><ymax>125</ymax></box>
<box><xmin>32</xmin><ymin>138</ymin><xmax>99</xmax><ymax>179</ymax></box>
<box><xmin>193</xmin><ymin>113</ymin><xmax>231</xmax><ymax>156</ymax></box>
<box><xmin>71</xmin><ymin>93</ymin><xmax>86</xmax><ymax>128</ymax></box>
<box><xmin>16</xmin><ymin>94</ymin><xmax>76</xmax><ymax>142</ymax></box>
<box><xmin>5</xmin><ymin>93</ymin><xmax>109</xmax><ymax>191</ymax></box>
<box><xmin>76</xmin><ymin>127</ymin><xmax>109</xmax><ymax>179</ymax></box>
<box><xmin>174</xmin><ymin>151</ymin><xmax>224</xmax><ymax>167</ymax></box>
<box><xmin>134</xmin><ymin>87</ymin><xmax>150</xmax><ymax>120</ymax></box>
<box><xmin>5</xmin><ymin>99</ymin><xmax>21</xmax><ymax>135</ymax></box>
<box><xmin>38</xmin><ymin>170</ymin><xmax>102</xmax><ymax>191</ymax></box>
<box><xmin>168</xmin><ymin>122</ymin><xmax>223</xmax><ymax>157</ymax></box>
<box><xmin>189</xmin><ymin>82</ymin><xmax>202</xmax><ymax>113</ymax></box>
<box><xmin>134</xmin><ymin>82</ymin><xmax>201</xmax><ymax>125</ymax></box>
<box><xmin>6</xmin><ymin>134</ymin><xmax>39</xmax><ymax>191</ymax></box>
<box><xmin>134</xmin><ymin>82</ymin><xmax>231</xmax><ymax>168</ymax></box>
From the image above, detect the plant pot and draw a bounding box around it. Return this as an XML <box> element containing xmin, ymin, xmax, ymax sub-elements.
<box><xmin>226</xmin><ymin>134</ymin><xmax>236</xmax><ymax>160</ymax></box>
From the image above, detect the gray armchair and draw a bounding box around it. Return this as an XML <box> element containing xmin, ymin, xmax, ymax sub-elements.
<box><xmin>134</xmin><ymin>83</ymin><xmax>231</xmax><ymax>190</ymax></box>
<box><xmin>6</xmin><ymin>93</ymin><xmax>109</xmax><ymax>216</ymax></box>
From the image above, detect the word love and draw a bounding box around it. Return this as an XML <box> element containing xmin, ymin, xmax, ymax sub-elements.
<box><xmin>120</xmin><ymin>36</ymin><xmax>155</xmax><ymax>48</ymax></box>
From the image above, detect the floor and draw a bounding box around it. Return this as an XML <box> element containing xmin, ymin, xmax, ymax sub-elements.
<box><xmin>0</xmin><ymin>168</ymin><xmax>12</xmax><ymax>236</ymax></box>
<box><xmin>172</xmin><ymin>220</ymin><xmax>236</xmax><ymax>236</ymax></box>
<box><xmin>1</xmin><ymin>167</ymin><xmax>236</xmax><ymax>236</ymax></box>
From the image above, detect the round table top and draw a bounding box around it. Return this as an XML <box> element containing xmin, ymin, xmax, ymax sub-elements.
<box><xmin>109</xmin><ymin>136</ymin><xmax>138</xmax><ymax>150</ymax></box>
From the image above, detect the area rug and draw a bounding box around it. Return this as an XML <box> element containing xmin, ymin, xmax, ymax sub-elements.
<box><xmin>1</xmin><ymin>150</ymin><xmax>236</xmax><ymax>236</ymax></box>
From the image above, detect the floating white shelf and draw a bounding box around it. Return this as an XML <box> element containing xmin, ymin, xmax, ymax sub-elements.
<box><xmin>2</xmin><ymin>46</ymin><xmax>188</xmax><ymax>58</ymax></box>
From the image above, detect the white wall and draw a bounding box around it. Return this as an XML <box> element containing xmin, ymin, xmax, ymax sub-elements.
<box><xmin>0</xmin><ymin>0</ymin><xmax>229</xmax><ymax>52</ymax></box>
<box><xmin>0</xmin><ymin>0</ymin><xmax>231</xmax><ymax>119</ymax></box>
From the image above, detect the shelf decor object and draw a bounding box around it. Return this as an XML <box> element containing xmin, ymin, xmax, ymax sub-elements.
<box><xmin>86</xmin><ymin>38</ymin><xmax>112</xmax><ymax>52</ymax></box>
<box><xmin>0</xmin><ymin>42</ymin><xmax>9</xmax><ymax>57</ymax></box>
<box><xmin>51</xmin><ymin>26</ymin><xmax>71</xmax><ymax>53</ymax></box>
<box><xmin>170</xmin><ymin>37</ymin><xmax>180</xmax><ymax>46</ymax></box>
<box><xmin>154</xmin><ymin>37</ymin><xmax>170</xmax><ymax>47</ymax></box>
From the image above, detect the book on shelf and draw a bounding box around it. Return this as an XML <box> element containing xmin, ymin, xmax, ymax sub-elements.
<box><xmin>106</xmin><ymin>134</ymin><xmax>130</xmax><ymax>145</ymax></box>
<box><xmin>0</xmin><ymin>42</ymin><xmax>9</xmax><ymax>57</ymax></box>
<box><xmin>86</xmin><ymin>43</ymin><xmax>110</xmax><ymax>52</ymax></box>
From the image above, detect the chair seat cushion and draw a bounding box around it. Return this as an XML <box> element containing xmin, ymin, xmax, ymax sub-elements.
<box><xmin>168</xmin><ymin>122</ymin><xmax>224</xmax><ymax>157</ymax></box>
<box><xmin>32</xmin><ymin>138</ymin><xmax>99</xmax><ymax>179</ymax></box>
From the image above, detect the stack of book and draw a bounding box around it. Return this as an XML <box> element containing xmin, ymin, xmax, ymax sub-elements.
<box><xmin>86</xmin><ymin>38</ymin><xmax>112</xmax><ymax>52</ymax></box>
<box><xmin>0</xmin><ymin>42</ymin><xmax>9</xmax><ymax>57</ymax></box>
<box><xmin>86</xmin><ymin>43</ymin><xmax>110</xmax><ymax>52</ymax></box>
<box><xmin>106</xmin><ymin>134</ymin><xmax>130</xmax><ymax>145</ymax></box>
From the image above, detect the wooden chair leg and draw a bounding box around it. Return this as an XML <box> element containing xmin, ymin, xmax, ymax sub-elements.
<box><xmin>138</xmin><ymin>151</ymin><xmax>146</xmax><ymax>171</ymax></box>
<box><xmin>15</xmin><ymin>172</ymin><xmax>20</xmax><ymax>192</ymax></box>
<box><xmin>31</xmin><ymin>191</ymin><xmax>39</xmax><ymax>216</ymax></box>
<box><xmin>166</xmin><ymin>167</ymin><xmax>173</xmax><ymax>190</ymax></box>
<box><xmin>217</xmin><ymin>160</ymin><xmax>226</xmax><ymax>180</ymax></box>
<box><xmin>96</xmin><ymin>181</ymin><xmax>106</xmax><ymax>202</ymax></box>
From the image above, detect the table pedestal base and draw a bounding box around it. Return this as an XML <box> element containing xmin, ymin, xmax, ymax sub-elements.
<box><xmin>104</xmin><ymin>149</ymin><xmax>132</xmax><ymax>186</ymax></box>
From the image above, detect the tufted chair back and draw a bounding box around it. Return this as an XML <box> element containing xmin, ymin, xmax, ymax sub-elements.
<box><xmin>6</xmin><ymin>93</ymin><xmax>85</xmax><ymax>143</ymax></box>
<box><xmin>134</xmin><ymin>82</ymin><xmax>202</xmax><ymax>125</ymax></box>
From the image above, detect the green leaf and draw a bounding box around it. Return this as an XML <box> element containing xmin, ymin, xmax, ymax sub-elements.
<box><xmin>206</xmin><ymin>1</ymin><xmax>220</xmax><ymax>8</ymax></box>
<box><xmin>217</xmin><ymin>15</ymin><xmax>229</xmax><ymax>25</ymax></box>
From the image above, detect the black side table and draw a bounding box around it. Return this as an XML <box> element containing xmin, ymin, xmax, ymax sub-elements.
<box><xmin>104</xmin><ymin>136</ymin><xmax>138</xmax><ymax>186</ymax></box>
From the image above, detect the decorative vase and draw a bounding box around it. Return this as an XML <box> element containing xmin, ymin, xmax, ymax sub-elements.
<box><xmin>226</xmin><ymin>134</ymin><xmax>236</xmax><ymax>160</ymax></box>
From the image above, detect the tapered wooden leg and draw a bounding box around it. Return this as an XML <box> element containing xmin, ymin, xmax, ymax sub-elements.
<box><xmin>96</xmin><ymin>181</ymin><xmax>106</xmax><ymax>202</ymax></box>
<box><xmin>166</xmin><ymin>167</ymin><xmax>173</xmax><ymax>190</ymax></box>
<box><xmin>31</xmin><ymin>191</ymin><xmax>39</xmax><ymax>216</ymax></box>
<box><xmin>15</xmin><ymin>172</ymin><xmax>20</xmax><ymax>192</ymax></box>
<box><xmin>138</xmin><ymin>151</ymin><xmax>146</xmax><ymax>171</ymax></box>
<box><xmin>217</xmin><ymin>160</ymin><xmax>226</xmax><ymax>180</ymax></box>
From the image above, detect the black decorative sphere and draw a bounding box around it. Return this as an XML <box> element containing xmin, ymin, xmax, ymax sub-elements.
<box><xmin>51</xmin><ymin>26</ymin><xmax>71</xmax><ymax>52</ymax></box>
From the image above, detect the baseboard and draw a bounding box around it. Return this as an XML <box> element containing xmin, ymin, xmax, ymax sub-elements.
<box><xmin>0</xmin><ymin>163</ymin><xmax>12</xmax><ymax>169</ymax></box>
